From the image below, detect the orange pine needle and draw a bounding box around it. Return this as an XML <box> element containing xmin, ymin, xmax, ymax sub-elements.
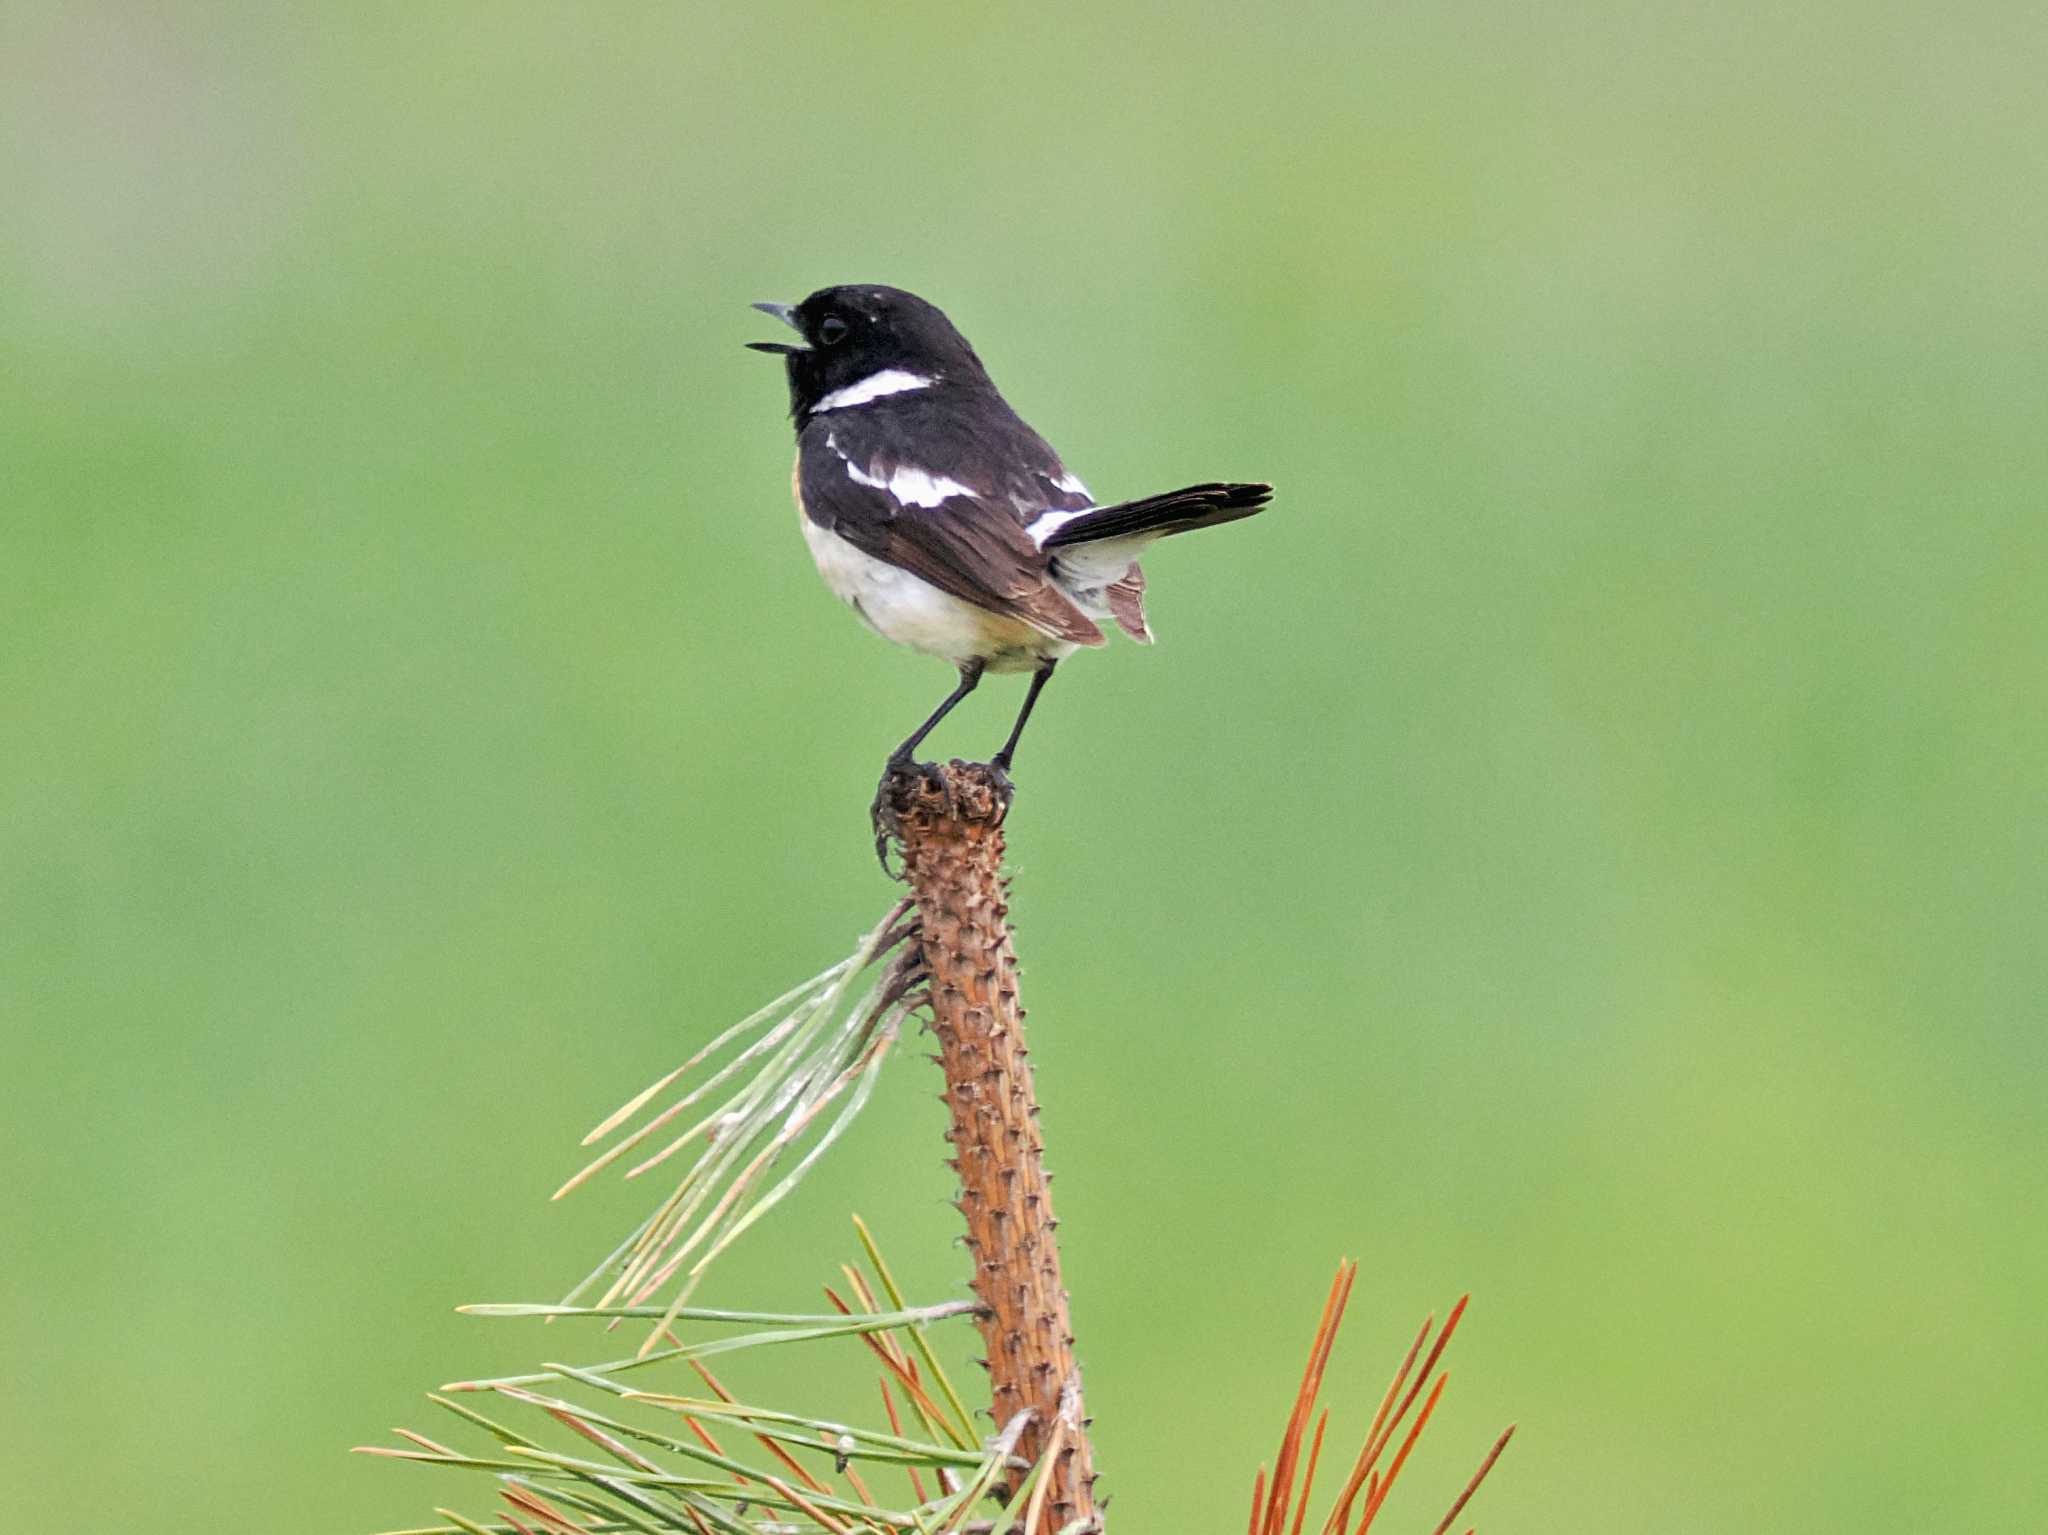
<box><xmin>543</xmin><ymin>1404</ymin><xmax>666</xmax><ymax>1476</ymax></box>
<box><xmin>880</xmin><ymin>1378</ymin><xmax>928</xmax><ymax>1505</ymax></box>
<box><xmin>826</xmin><ymin>1284</ymin><xmax>921</xmax><ymax>1379</ymax></box>
<box><xmin>685</xmin><ymin>1355</ymin><xmax>738</xmax><ymax>1405</ymax></box>
<box><xmin>1256</xmin><ymin>1276</ymin><xmax>1509</xmax><ymax>1535</ymax></box>
<box><xmin>823</xmin><ymin>1288</ymin><xmax>955</xmax><ymax>1431</ymax></box>
<box><xmin>1321</xmin><ymin>1312</ymin><xmax>1431</xmax><ymax>1535</ymax></box>
<box><xmin>764</xmin><ymin>1474</ymin><xmax>856</xmax><ymax>1535</ymax></box>
<box><xmin>841</xmin><ymin>1459</ymin><xmax>878</xmax><ymax>1510</ymax></box>
<box><xmin>685</xmin><ymin>1413</ymin><xmax>732</xmax><ymax>1462</ymax></box>
<box><xmin>1289</xmin><ymin>1410</ymin><xmax>1330</xmax><ymax>1535</ymax></box>
<box><xmin>688</xmin><ymin>1357</ymin><xmax>830</xmax><ymax>1493</ymax></box>
<box><xmin>500</xmin><ymin>1486</ymin><xmax>587</xmax><ymax>1535</ymax></box>
<box><xmin>1355</xmin><ymin>1372</ymin><xmax>1448</xmax><ymax>1532</ymax></box>
<box><xmin>1357</xmin><ymin>1313</ymin><xmax>1433</xmax><ymax>1467</ymax></box>
<box><xmin>1386</xmin><ymin>1297</ymin><xmax>1465</xmax><ymax>1449</ymax></box>
<box><xmin>1268</xmin><ymin>1262</ymin><xmax>1355</xmax><ymax>1535</ymax></box>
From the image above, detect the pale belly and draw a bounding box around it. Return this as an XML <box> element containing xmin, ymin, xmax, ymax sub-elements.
<box><xmin>801</xmin><ymin>516</ymin><xmax>1076</xmax><ymax>673</ymax></box>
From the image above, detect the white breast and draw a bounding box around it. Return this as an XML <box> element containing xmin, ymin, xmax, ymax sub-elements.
<box><xmin>800</xmin><ymin>518</ymin><xmax>1075</xmax><ymax>672</ymax></box>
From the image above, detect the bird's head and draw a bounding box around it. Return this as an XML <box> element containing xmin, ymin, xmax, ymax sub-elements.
<box><xmin>748</xmin><ymin>285</ymin><xmax>987</xmax><ymax>420</ymax></box>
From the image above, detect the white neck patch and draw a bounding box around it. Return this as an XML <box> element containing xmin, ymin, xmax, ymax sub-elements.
<box><xmin>811</xmin><ymin>369</ymin><xmax>933</xmax><ymax>413</ymax></box>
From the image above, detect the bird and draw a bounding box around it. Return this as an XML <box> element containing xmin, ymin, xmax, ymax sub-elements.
<box><xmin>748</xmin><ymin>284</ymin><xmax>1270</xmax><ymax>823</ymax></box>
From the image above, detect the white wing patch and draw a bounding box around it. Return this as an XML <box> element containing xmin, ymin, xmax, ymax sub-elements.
<box><xmin>829</xmin><ymin>433</ymin><xmax>974</xmax><ymax>509</ymax></box>
<box><xmin>871</xmin><ymin>464</ymin><xmax>976</xmax><ymax>508</ymax></box>
<box><xmin>811</xmin><ymin>369</ymin><xmax>933</xmax><ymax>412</ymax></box>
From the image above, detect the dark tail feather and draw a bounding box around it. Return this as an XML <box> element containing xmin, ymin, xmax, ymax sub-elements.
<box><xmin>1039</xmin><ymin>481</ymin><xmax>1272</xmax><ymax>548</ymax></box>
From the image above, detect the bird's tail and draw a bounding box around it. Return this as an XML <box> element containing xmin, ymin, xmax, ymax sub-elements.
<box><xmin>1037</xmin><ymin>481</ymin><xmax>1272</xmax><ymax>550</ymax></box>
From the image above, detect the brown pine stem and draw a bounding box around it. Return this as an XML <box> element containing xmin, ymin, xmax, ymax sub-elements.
<box><xmin>883</xmin><ymin>760</ymin><xmax>1101</xmax><ymax>1531</ymax></box>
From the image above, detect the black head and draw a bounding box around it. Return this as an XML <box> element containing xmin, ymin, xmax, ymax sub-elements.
<box><xmin>747</xmin><ymin>285</ymin><xmax>988</xmax><ymax>419</ymax></box>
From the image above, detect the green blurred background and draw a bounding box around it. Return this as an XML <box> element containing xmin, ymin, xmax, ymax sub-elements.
<box><xmin>5</xmin><ymin>3</ymin><xmax>2043</xmax><ymax>1529</ymax></box>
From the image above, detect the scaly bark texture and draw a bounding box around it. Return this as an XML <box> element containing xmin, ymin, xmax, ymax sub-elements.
<box><xmin>883</xmin><ymin>761</ymin><xmax>1100</xmax><ymax>1530</ymax></box>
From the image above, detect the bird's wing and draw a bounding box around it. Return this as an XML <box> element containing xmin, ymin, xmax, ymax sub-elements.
<box><xmin>833</xmin><ymin>385</ymin><xmax>1099</xmax><ymax>527</ymax></box>
<box><xmin>799</xmin><ymin>428</ymin><xmax>1105</xmax><ymax>647</ymax></box>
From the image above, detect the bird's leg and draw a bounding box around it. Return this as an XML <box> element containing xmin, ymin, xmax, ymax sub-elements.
<box><xmin>872</xmin><ymin>661</ymin><xmax>984</xmax><ymax>870</ymax></box>
<box><xmin>888</xmin><ymin>659</ymin><xmax>984</xmax><ymax>767</ymax></box>
<box><xmin>989</xmin><ymin>659</ymin><xmax>1058</xmax><ymax>790</ymax></box>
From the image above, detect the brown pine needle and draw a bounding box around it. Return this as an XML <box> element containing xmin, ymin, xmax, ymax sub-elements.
<box><xmin>1384</xmin><ymin>1297</ymin><xmax>1466</xmax><ymax>1455</ymax></box>
<box><xmin>1355</xmin><ymin>1373</ymin><xmax>1448</xmax><ymax>1532</ymax></box>
<box><xmin>687</xmin><ymin>1357</ymin><xmax>832</xmax><ymax>1494</ymax></box>
<box><xmin>829</xmin><ymin>1282</ymin><xmax>913</xmax><ymax>1377</ymax></box>
<box><xmin>880</xmin><ymin>1378</ymin><xmax>928</xmax><ymax>1505</ymax></box>
<box><xmin>1251</xmin><ymin>1275</ymin><xmax>1511</xmax><ymax>1535</ymax></box>
<box><xmin>1321</xmin><ymin>1312</ymin><xmax>1431</xmax><ymax>1535</ymax></box>
<box><xmin>849</xmin><ymin>1211</ymin><xmax>977</xmax><ymax>1440</ymax></box>
<box><xmin>763</xmin><ymin>1474</ymin><xmax>856</xmax><ymax>1535</ymax></box>
<box><xmin>825</xmin><ymin>1286</ymin><xmax>960</xmax><ymax>1439</ymax></box>
<box><xmin>1429</xmin><ymin>1425</ymin><xmax>1516</xmax><ymax>1535</ymax></box>
<box><xmin>1359</xmin><ymin>1313</ymin><xmax>1434</xmax><ymax>1466</ymax></box>
<box><xmin>841</xmin><ymin>1459</ymin><xmax>879</xmax><ymax>1512</ymax></box>
<box><xmin>500</xmin><ymin>1486</ymin><xmax>587</xmax><ymax>1535</ymax></box>
<box><xmin>542</xmin><ymin>1404</ymin><xmax>667</xmax><ymax>1476</ymax></box>
<box><xmin>683</xmin><ymin>1412</ymin><xmax>732</xmax><ymax>1465</ymax></box>
<box><xmin>680</xmin><ymin>1362</ymin><xmax>739</xmax><ymax>1459</ymax></box>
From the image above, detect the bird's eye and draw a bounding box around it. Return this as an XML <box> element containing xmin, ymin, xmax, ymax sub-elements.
<box><xmin>817</xmin><ymin>316</ymin><xmax>850</xmax><ymax>345</ymax></box>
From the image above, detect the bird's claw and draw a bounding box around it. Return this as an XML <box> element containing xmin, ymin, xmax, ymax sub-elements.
<box><xmin>870</xmin><ymin>772</ymin><xmax>906</xmax><ymax>877</ymax></box>
<box><xmin>870</xmin><ymin>756</ymin><xmax>953</xmax><ymax>876</ymax></box>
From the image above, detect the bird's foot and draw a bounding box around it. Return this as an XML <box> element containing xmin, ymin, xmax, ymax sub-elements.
<box><xmin>869</xmin><ymin>756</ymin><xmax>953</xmax><ymax>875</ymax></box>
<box><xmin>986</xmin><ymin>759</ymin><xmax>1016</xmax><ymax>807</ymax></box>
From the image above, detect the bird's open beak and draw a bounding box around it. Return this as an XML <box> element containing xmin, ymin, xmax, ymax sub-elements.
<box><xmin>745</xmin><ymin>301</ymin><xmax>803</xmax><ymax>354</ymax></box>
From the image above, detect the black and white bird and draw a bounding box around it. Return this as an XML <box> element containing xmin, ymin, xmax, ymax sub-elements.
<box><xmin>749</xmin><ymin>284</ymin><xmax>1270</xmax><ymax>791</ymax></box>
